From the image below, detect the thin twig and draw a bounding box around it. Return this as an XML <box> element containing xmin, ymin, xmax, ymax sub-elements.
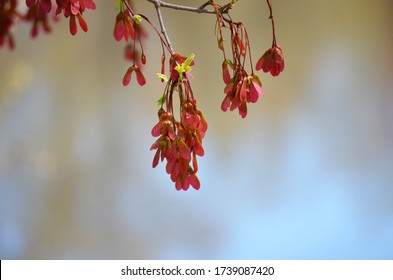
<box><xmin>198</xmin><ymin>1</ymin><xmax>212</xmax><ymax>11</ymax></box>
<box><xmin>149</xmin><ymin>0</ymin><xmax>174</xmax><ymax>53</ymax></box>
<box><xmin>147</xmin><ymin>0</ymin><xmax>215</xmax><ymax>14</ymax></box>
<box><xmin>144</xmin><ymin>0</ymin><xmax>236</xmax><ymax>55</ymax></box>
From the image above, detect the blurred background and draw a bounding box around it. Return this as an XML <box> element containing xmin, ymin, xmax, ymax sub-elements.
<box><xmin>1</xmin><ymin>0</ymin><xmax>393</xmax><ymax>259</ymax></box>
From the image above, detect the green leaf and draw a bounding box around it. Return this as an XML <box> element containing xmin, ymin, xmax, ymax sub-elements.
<box><xmin>156</xmin><ymin>94</ymin><xmax>166</xmax><ymax>106</ymax></box>
<box><xmin>156</xmin><ymin>73</ymin><xmax>168</xmax><ymax>82</ymax></box>
<box><xmin>114</xmin><ymin>0</ymin><xmax>122</xmax><ymax>10</ymax></box>
<box><xmin>184</xmin><ymin>53</ymin><xmax>195</xmax><ymax>67</ymax></box>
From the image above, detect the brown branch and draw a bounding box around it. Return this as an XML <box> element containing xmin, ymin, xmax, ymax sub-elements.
<box><xmin>144</xmin><ymin>0</ymin><xmax>236</xmax><ymax>55</ymax></box>
<box><xmin>146</xmin><ymin>0</ymin><xmax>216</xmax><ymax>14</ymax></box>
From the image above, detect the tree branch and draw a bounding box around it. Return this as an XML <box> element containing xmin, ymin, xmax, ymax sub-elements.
<box><xmin>148</xmin><ymin>0</ymin><xmax>174</xmax><ymax>54</ymax></box>
<box><xmin>146</xmin><ymin>0</ymin><xmax>216</xmax><ymax>14</ymax></box>
<box><xmin>143</xmin><ymin>0</ymin><xmax>237</xmax><ymax>55</ymax></box>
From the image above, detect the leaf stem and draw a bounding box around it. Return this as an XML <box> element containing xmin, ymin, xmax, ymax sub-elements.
<box><xmin>266</xmin><ymin>0</ymin><xmax>277</xmax><ymax>47</ymax></box>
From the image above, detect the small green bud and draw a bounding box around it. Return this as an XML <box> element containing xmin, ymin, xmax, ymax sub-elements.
<box><xmin>156</xmin><ymin>95</ymin><xmax>166</xmax><ymax>106</ymax></box>
<box><xmin>133</xmin><ymin>15</ymin><xmax>142</xmax><ymax>24</ymax></box>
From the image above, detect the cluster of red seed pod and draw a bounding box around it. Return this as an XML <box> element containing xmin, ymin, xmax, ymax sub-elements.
<box><xmin>149</xmin><ymin>54</ymin><xmax>208</xmax><ymax>191</ymax></box>
<box><xmin>211</xmin><ymin>2</ymin><xmax>284</xmax><ymax>119</ymax></box>
<box><xmin>0</xmin><ymin>0</ymin><xmax>96</xmax><ymax>49</ymax></box>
